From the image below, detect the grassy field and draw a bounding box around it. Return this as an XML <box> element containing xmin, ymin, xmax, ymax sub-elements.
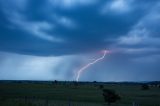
<box><xmin>0</xmin><ymin>81</ymin><xmax>160</xmax><ymax>106</ymax></box>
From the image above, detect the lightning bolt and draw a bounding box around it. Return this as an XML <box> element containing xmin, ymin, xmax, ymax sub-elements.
<box><xmin>75</xmin><ymin>50</ymin><xmax>109</xmax><ymax>81</ymax></box>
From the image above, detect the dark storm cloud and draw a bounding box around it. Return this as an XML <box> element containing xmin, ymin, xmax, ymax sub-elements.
<box><xmin>1</xmin><ymin>0</ymin><xmax>159</xmax><ymax>56</ymax></box>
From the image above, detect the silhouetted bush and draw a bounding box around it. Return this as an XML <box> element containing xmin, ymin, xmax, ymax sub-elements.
<box><xmin>93</xmin><ymin>81</ymin><xmax>97</xmax><ymax>87</ymax></box>
<box><xmin>103</xmin><ymin>89</ymin><xmax>121</xmax><ymax>105</ymax></box>
<box><xmin>141</xmin><ymin>84</ymin><xmax>149</xmax><ymax>90</ymax></box>
<box><xmin>73</xmin><ymin>81</ymin><xmax>78</xmax><ymax>87</ymax></box>
<box><xmin>54</xmin><ymin>80</ymin><xmax>58</xmax><ymax>84</ymax></box>
<box><xmin>93</xmin><ymin>81</ymin><xmax>97</xmax><ymax>83</ymax></box>
<box><xmin>99</xmin><ymin>85</ymin><xmax>104</xmax><ymax>89</ymax></box>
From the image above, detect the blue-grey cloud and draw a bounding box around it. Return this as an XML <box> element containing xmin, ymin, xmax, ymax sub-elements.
<box><xmin>0</xmin><ymin>0</ymin><xmax>159</xmax><ymax>56</ymax></box>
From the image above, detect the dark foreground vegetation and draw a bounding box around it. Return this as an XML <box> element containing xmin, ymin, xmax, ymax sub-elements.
<box><xmin>0</xmin><ymin>80</ymin><xmax>160</xmax><ymax>106</ymax></box>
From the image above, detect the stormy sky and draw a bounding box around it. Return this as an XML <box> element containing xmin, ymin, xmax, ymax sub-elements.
<box><xmin>0</xmin><ymin>0</ymin><xmax>160</xmax><ymax>81</ymax></box>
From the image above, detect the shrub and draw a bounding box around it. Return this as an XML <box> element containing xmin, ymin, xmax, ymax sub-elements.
<box><xmin>102</xmin><ymin>89</ymin><xmax>121</xmax><ymax>105</ymax></box>
<box><xmin>141</xmin><ymin>84</ymin><xmax>149</xmax><ymax>90</ymax></box>
<box><xmin>99</xmin><ymin>85</ymin><xmax>104</xmax><ymax>89</ymax></box>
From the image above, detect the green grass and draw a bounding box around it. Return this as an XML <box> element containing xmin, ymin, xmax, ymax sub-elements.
<box><xmin>0</xmin><ymin>83</ymin><xmax>160</xmax><ymax>106</ymax></box>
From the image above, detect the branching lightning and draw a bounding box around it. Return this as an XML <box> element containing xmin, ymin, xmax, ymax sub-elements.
<box><xmin>75</xmin><ymin>50</ymin><xmax>109</xmax><ymax>81</ymax></box>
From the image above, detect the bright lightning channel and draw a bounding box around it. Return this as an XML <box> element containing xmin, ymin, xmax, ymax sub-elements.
<box><xmin>75</xmin><ymin>50</ymin><xmax>109</xmax><ymax>81</ymax></box>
